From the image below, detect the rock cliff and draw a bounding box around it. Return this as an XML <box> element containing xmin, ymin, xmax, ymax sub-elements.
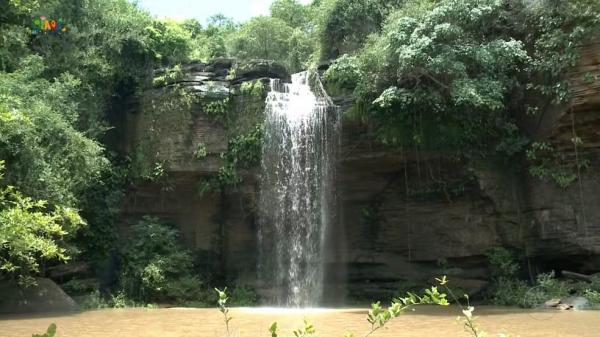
<box><xmin>119</xmin><ymin>46</ymin><xmax>600</xmax><ymax>302</ymax></box>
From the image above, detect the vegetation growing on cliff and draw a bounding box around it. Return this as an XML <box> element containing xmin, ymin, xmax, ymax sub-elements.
<box><xmin>2</xmin><ymin>0</ymin><xmax>600</xmax><ymax>312</ymax></box>
<box><xmin>323</xmin><ymin>0</ymin><xmax>600</xmax><ymax>163</ymax></box>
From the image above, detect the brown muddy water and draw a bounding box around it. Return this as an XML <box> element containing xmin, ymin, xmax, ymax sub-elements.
<box><xmin>0</xmin><ymin>305</ymin><xmax>598</xmax><ymax>337</ymax></box>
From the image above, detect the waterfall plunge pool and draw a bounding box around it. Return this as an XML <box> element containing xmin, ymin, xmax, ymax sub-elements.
<box><xmin>1</xmin><ymin>306</ymin><xmax>598</xmax><ymax>337</ymax></box>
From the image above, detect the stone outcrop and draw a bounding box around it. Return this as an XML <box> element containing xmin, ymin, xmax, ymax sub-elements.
<box><xmin>119</xmin><ymin>59</ymin><xmax>284</xmax><ymax>285</ymax></box>
<box><xmin>119</xmin><ymin>46</ymin><xmax>600</xmax><ymax>302</ymax></box>
<box><xmin>0</xmin><ymin>278</ymin><xmax>78</xmax><ymax>314</ymax></box>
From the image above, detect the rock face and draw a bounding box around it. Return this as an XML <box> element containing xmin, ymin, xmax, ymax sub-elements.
<box><xmin>119</xmin><ymin>47</ymin><xmax>600</xmax><ymax>302</ymax></box>
<box><xmin>119</xmin><ymin>59</ymin><xmax>282</xmax><ymax>285</ymax></box>
<box><xmin>0</xmin><ymin>278</ymin><xmax>78</xmax><ymax>314</ymax></box>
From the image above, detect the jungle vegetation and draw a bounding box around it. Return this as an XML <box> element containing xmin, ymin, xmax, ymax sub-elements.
<box><xmin>0</xmin><ymin>0</ymin><xmax>599</xmax><ymax>306</ymax></box>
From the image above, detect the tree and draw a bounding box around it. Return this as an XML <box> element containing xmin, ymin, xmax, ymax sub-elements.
<box><xmin>0</xmin><ymin>161</ymin><xmax>85</xmax><ymax>286</ymax></box>
<box><xmin>189</xmin><ymin>14</ymin><xmax>237</xmax><ymax>61</ymax></box>
<box><xmin>316</xmin><ymin>0</ymin><xmax>403</xmax><ymax>60</ymax></box>
<box><xmin>270</xmin><ymin>0</ymin><xmax>309</xmax><ymax>29</ymax></box>
<box><xmin>0</xmin><ymin>56</ymin><xmax>107</xmax><ymax>207</ymax></box>
<box><xmin>229</xmin><ymin>16</ymin><xmax>293</xmax><ymax>62</ymax></box>
<box><xmin>145</xmin><ymin>19</ymin><xmax>192</xmax><ymax>66</ymax></box>
<box><xmin>324</xmin><ymin>0</ymin><xmax>600</xmax><ymax>158</ymax></box>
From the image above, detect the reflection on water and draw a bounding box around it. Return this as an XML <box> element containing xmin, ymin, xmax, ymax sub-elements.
<box><xmin>0</xmin><ymin>306</ymin><xmax>598</xmax><ymax>337</ymax></box>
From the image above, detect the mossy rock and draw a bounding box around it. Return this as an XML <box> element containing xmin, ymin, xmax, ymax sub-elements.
<box><xmin>233</xmin><ymin>59</ymin><xmax>289</xmax><ymax>82</ymax></box>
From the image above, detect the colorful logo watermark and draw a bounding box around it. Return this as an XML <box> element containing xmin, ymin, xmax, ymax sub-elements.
<box><xmin>32</xmin><ymin>16</ymin><xmax>67</xmax><ymax>35</ymax></box>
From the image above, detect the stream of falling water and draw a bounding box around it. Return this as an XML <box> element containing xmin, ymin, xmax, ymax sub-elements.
<box><xmin>258</xmin><ymin>71</ymin><xmax>340</xmax><ymax>307</ymax></box>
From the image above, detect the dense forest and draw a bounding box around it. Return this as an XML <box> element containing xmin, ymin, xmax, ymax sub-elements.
<box><xmin>1</xmin><ymin>0</ymin><xmax>600</xmax><ymax>310</ymax></box>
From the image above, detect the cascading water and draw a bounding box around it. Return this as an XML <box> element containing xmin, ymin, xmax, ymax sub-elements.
<box><xmin>258</xmin><ymin>71</ymin><xmax>340</xmax><ymax>307</ymax></box>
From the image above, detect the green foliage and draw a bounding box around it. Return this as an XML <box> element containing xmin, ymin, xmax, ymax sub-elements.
<box><xmin>75</xmin><ymin>160</ymin><xmax>128</xmax><ymax>268</ymax></box>
<box><xmin>32</xmin><ymin>324</ymin><xmax>56</xmax><ymax>337</ymax></box>
<box><xmin>77</xmin><ymin>290</ymin><xmax>111</xmax><ymax>310</ymax></box>
<box><xmin>215</xmin><ymin>287</ymin><xmax>233</xmax><ymax>337</ymax></box>
<box><xmin>293</xmin><ymin>320</ymin><xmax>316</xmax><ymax>337</ymax></box>
<box><xmin>271</xmin><ymin>0</ymin><xmax>310</xmax><ymax>29</ymax></box>
<box><xmin>582</xmin><ymin>280</ymin><xmax>600</xmax><ymax>309</ymax></box>
<box><xmin>0</xmin><ymin>56</ymin><xmax>107</xmax><ymax>207</ymax></box>
<box><xmin>323</xmin><ymin>54</ymin><xmax>361</xmax><ymax>91</ymax></box>
<box><xmin>0</xmin><ymin>0</ymin><xmax>174</xmax><ymax>284</ymax></box>
<box><xmin>222</xmin><ymin>124</ymin><xmax>264</xmax><ymax>168</ymax></box>
<box><xmin>240</xmin><ymin>80</ymin><xmax>266</xmax><ymax>98</ymax></box>
<box><xmin>119</xmin><ymin>216</ymin><xmax>203</xmax><ymax>303</ymax></box>
<box><xmin>485</xmin><ymin>247</ymin><xmax>530</xmax><ymax>307</ymax></box>
<box><xmin>0</xmin><ymin>161</ymin><xmax>85</xmax><ymax>285</ymax></box>
<box><xmin>526</xmin><ymin>142</ymin><xmax>588</xmax><ymax>188</ymax></box>
<box><xmin>217</xmin><ymin>282</ymin><xmax>447</xmax><ymax>337</ymax></box>
<box><xmin>346</xmin><ymin>0</ymin><xmax>533</xmax><ymax>155</ymax></box>
<box><xmin>230</xmin><ymin>286</ymin><xmax>258</xmax><ymax>306</ymax></box>
<box><xmin>228</xmin><ymin>15</ymin><xmax>315</xmax><ymax>73</ymax></box>
<box><xmin>189</xmin><ymin>15</ymin><xmax>237</xmax><ymax>61</ymax></box>
<box><xmin>485</xmin><ymin>249</ymin><xmax>596</xmax><ymax>308</ymax></box>
<box><xmin>194</xmin><ymin>143</ymin><xmax>208</xmax><ymax>160</ymax></box>
<box><xmin>317</xmin><ymin>0</ymin><xmax>403</xmax><ymax>59</ymax></box>
<box><xmin>229</xmin><ymin>17</ymin><xmax>293</xmax><ymax>63</ymax></box>
<box><xmin>0</xmin><ymin>24</ymin><xmax>31</xmax><ymax>72</ymax></box>
<box><xmin>324</xmin><ymin>0</ymin><xmax>600</xmax><ymax>161</ymax></box>
<box><xmin>202</xmin><ymin>97</ymin><xmax>231</xmax><ymax>124</ymax></box>
<box><xmin>27</xmin><ymin>0</ymin><xmax>155</xmax><ymax>138</ymax></box>
<box><xmin>201</xmin><ymin>124</ymin><xmax>264</xmax><ymax>193</ymax></box>
<box><xmin>153</xmin><ymin>64</ymin><xmax>184</xmax><ymax>87</ymax></box>
<box><xmin>355</xmin><ymin>285</ymin><xmax>448</xmax><ymax>336</ymax></box>
<box><xmin>486</xmin><ymin>247</ymin><xmax>520</xmax><ymax>279</ymax></box>
<box><xmin>145</xmin><ymin>19</ymin><xmax>192</xmax><ymax>66</ymax></box>
<box><xmin>269</xmin><ymin>322</ymin><xmax>279</xmax><ymax>337</ymax></box>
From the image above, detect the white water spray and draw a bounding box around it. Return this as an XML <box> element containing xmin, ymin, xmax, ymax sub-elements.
<box><xmin>258</xmin><ymin>71</ymin><xmax>340</xmax><ymax>307</ymax></box>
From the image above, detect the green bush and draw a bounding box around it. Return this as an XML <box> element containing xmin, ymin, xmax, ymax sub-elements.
<box><xmin>32</xmin><ymin>324</ymin><xmax>56</xmax><ymax>337</ymax></box>
<box><xmin>486</xmin><ymin>247</ymin><xmax>520</xmax><ymax>279</ymax></box>
<box><xmin>577</xmin><ymin>276</ymin><xmax>600</xmax><ymax>309</ymax></box>
<box><xmin>78</xmin><ymin>290</ymin><xmax>112</xmax><ymax>310</ymax></box>
<box><xmin>486</xmin><ymin>248</ymin><xmax>577</xmax><ymax>308</ymax></box>
<box><xmin>230</xmin><ymin>286</ymin><xmax>258</xmax><ymax>306</ymax></box>
<box><xmin>0</xmin><ymin>161</ymin><xmax>85</xmax><ymax>286</ymax></box>
<box><xmin>118</xmin><ymin>216</ymin><xmax>204</xmax><ymax>303</ymax></box>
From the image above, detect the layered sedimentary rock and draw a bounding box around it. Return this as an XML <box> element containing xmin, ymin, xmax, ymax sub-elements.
<box><xmin>119</xmin><ymin>46</ymin><xmax>600</xmax><ymax>302</ymax></box>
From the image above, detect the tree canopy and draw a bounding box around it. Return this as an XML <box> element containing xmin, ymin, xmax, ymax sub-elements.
<box><xmin>1</xmin><ymin>0</ymin><xmax>599</xmax><ymax>285</ymax></box>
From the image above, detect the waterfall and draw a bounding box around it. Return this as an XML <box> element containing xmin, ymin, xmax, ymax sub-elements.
<box><xmin>258</xmin><ymin>71</ymin><xmax>340</xmax><ymax>307</ymax></box>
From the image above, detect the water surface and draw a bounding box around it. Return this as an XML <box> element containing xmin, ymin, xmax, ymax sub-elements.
<box><xmin>1</xmin><ymin>306</ymin><xmax>598</xmax><ymax>337</ymax></box>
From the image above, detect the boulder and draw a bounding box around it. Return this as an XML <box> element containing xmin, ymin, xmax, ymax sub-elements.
<box><xmin>544</xmin><ymin>298</ymin><xmax>561</xmax><ymax>308</ymax></box>
<box><xmin>0</xmin><ymin>278</ymin><xmax>79</xmax><ymax>314</ymax></box>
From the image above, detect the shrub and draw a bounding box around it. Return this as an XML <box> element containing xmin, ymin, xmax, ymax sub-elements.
<box><xmin>32</xmin><ymin>324</ymin><xmax>56</xmax><ymax>337</ymax></box>
<box><xmin>230</xmin><ymin>286</ymin><xmax>258</xmax><ymax>306</ymax></box>
<box><xmin>118</xmin><ymin>216</ymin><xmax>204</xmax><ymax>303</ymax></box>
<box><xmin>486</xmin><ymin>247</ymin><xmax>520</xmax><ymax>279</ymax></box>
<box><xmin>0</xmin><ymin>161</ymin><xmax>85</xmax><ymax>286</ymax></box>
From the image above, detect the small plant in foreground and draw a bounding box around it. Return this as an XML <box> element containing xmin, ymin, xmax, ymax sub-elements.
<box><xmin>269</xmin><ymin>322</ymin><xmax>278</xmax><ymax>337</ymax></box>
<box><xmin>293</xmin><ymin>320</ymin><xmax>316</xmax><ymax>337</ymax></box>
<box><xmin>215</xmin><ymin>278</ymin><xmax>518</xmax><ymax>337</ymax></box>
<box><xmin>357</xmin><ymin>285</ymin><xmax>449</xmax><ymax>337</ymax></box>
<box><xmin>436</xmin><ymin>276</ymin><xmax>516</xmax><ymax>337</ymax></box>
<box><xmin>215</xmin><ymin>287</ymin><xmax>233</xmax><ymax>337</ymax></box>
<box><xmin>32</xmin><ymin>324</ymin><xmax>56</xmax><ymax>337</ymax></box>
<box><xmin>216</xmin><ymin>283</ymin><xmax>449</xmax><ymax>337</ymax></box>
